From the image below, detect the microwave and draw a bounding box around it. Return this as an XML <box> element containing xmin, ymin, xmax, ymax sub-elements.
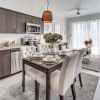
<box><xmin>26</xmin><ymin>23</ymin><xmax>41</xmax><ymax>34</ymax></box>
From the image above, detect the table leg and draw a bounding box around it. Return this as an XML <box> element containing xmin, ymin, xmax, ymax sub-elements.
<box><xmin>35</xmin><ymin>81</ymin><xmax>40</xmax><ymax>100</ymax></box>
<box><xmin>46</xmin><ymin>72</ymin><xmax>50</xmax><ymax>100</ymax></box>
<box><xmin>22</xmin><ymin>62</ymin><xmax>25</xmax><ymax>92</ymax></box>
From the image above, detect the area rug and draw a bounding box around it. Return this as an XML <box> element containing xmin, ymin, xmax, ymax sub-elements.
<box><xmin>82</xmin><ymin>55</ymin><xmax>100</xmax><ymax>72</ymax></box>
<box><xmin>0</xmin><ymin>73</ymin><xmax>99</xmax><ymax>100</ymax></box>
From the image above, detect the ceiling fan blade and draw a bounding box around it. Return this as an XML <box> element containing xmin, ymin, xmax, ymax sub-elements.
<box><xmin>65</xmin><ymin>8</ymin><xmax>76</xmax><ymax>12</ymax></box>
<box><xmin>66</xmin><ymin>7</ymin><xmax>87</xmax><ymax>12</ymax></box>
<box><xmin>80</xmin><ymin>8</ymin><xmax>88</xmax><ymax>10</ymax></box>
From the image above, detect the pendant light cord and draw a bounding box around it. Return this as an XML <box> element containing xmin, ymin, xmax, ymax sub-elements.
<box><xmin>47</xmin><ymin>0</ymin><xmax>49</xmax><ymax>10</ymax></box>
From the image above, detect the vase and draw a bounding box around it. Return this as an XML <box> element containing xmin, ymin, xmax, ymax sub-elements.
<box><xmin>49</xmin><ymin>43</ymin><xmax>55</xmax><ymax>55</ymax></box>
<box><xmin>88</xmin><ymin>45</ymin><xmax>91</xmax><ymax>54</ymax></box>
<box><xmin>86</xmin><ymin>45</ymin><xmax>91</xmax><ymax>55</ymax></box>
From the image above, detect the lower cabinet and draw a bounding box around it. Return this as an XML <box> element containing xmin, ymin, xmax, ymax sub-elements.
<box><xmin>0</xmin><ymin>50</ymin><xmax>11</xmax><ymax>78</ymax></box>
<box><xmin>0</xmin><ymin>49</ymin><xmax>22</xmax><ymax>79</ymax></box>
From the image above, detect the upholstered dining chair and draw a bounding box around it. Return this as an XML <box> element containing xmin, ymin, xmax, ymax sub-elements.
<box><xmin>74</xmin><ymin>48</ymin><xmax>85</xmax><ymax>87</ymax></box>
<box><xmin>37</xmin><ymin>43</ymin><xmax>50</xmax><ymax>53</ymax></box>
<box><xmin>20</xmin><ymin>46</ymin><xmax>44</xmax><ymax>98</ymax></box>
<box><xmin>36</xmin><ymin>51</ymin><xmax>80</xmax><ymax>100</ymax></box>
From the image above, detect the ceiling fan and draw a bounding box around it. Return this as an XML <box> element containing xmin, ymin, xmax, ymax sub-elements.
<box><xmin>65</xmin><ymin>8</ymin><xmax>87</xmax><ymax>16</ymax></box>
<box><xmin>76</xmin><ymin>8</ymin><xmax>80</xmax><ymax>15</ymax></box>
<box><xmin>65</xmin><ymin>1</ymin><xmax>87</xmax><ymax>16</ymax></box>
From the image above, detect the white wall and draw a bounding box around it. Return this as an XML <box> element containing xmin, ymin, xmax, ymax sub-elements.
<box><xmin>0</xmin><ymin>0</ymin><xmax>37</xmax><ymax>17</ymax></box>
<box><xmin>0</xmin><ymin>0</ymin><xmax>66</xmax><ymax>44</ymax></box>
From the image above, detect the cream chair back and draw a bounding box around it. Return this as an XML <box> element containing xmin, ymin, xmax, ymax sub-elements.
<box><xmin>37</xmin><ymin>43</ymin><xmax>50</xmax><ymax>53</ymax></box>
<box><xmin>20</xmin><ymin>46</ymin><xmax>36</xmax><ymax>58</ymax></box>
<box><xmin>20</xmin><ymin>46</ymin><xmax>36</xmax><ymax>68</ymax></box>
<box><xmin>75</xmin><ymin>48</ymin><xmax>85</xmax><ymax>77</ymax></box>
<box><xmin>59</xmin><ymin>51</ymin><xmax>80</xmax><ymax>96</ymax></box>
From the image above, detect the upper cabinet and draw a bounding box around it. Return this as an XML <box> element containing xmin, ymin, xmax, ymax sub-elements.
<box><xmin>26</xmin><ymin>15</ymin><xmax>34</xmax><ymax>23</ymax></box>
<box><xmin>6</xmin><ymin>11</ymin><xmax>26</xmax><ymax>33</ymax></box>
<box><xmin>0</xmin><ymin>9</ymin><xmax>6</xmax><ymax>33</ymax></box>
<box><xmin>34</xmin><ymin>17</ymin><xmax>40</xmax><ymax>24</ymax></box>
<box><xmin>12</xmin><ymin>11</ymin><xmax>17</xmax><ymax>33</ymax></box>
<box><xmin>16</xmin><ymin>13</ymin><xmax>26</xmax><ymax>33</ymax></box>
<box><xmin>6</xmin><ymin>10</ymin><xmax>12</xmax><ymax>33</ymax></box>
<box><xmin>0</xmin><ymin>7</ymin><xmax>44</xmax><ymax>34</ymax></box>
<box><xmin>26</xmin><ymin>15</ymin><xmax>40</xmax><ymax>24</ymax></box>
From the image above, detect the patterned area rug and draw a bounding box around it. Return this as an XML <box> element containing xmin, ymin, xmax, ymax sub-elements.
<box><xmin>82</xmin><ymin>55</ymin><xmax>100</xmax><ymax>72</ymax></box>
<box><xmin>0</xmin><ymin>73</ymin><xmax>99</xmax><ymax>100</ymax></box>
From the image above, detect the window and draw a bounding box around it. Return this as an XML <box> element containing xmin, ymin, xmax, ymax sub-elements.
<box><xmin>44</xmin><ymin>23</ymin><xmax>52</xmax><ymax>34</ymax></box>
<box><xmin>72</xmin><ymin>19</ymin><xmax>100</xmax><ymax>54</ymax></box>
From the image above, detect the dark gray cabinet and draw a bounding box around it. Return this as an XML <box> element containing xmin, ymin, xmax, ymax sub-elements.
<box><xmin>0</xmin><ymin>8</ymin><xmax>6</xmax><ymax>33</ymax></box>
<box><xmin>26</xmin><ymin>15</ymin><xmax>40</xmax><ymax>24</ymax></box>
<box><xmin>34</xmin><ymin>17</ymin><xmax>40</xmax><ymax>24</ymax></box>
<box><xmin>16</xmin><ymin>13</ymin><xmax>26</xmax><ymax>33</ymax></box>
<box><xmin>26</xmin><ymin>15</ymin><xmax>34</xmax><ymax>23</ymax></box>
<box><xmin>12</xmin><ymin>12</ymin><xmax>26</xmax><ymax>33</ymax></box>
<box><xmin>0</xmin><ymin>50</ymin><xmax>11</xmax><ymax>78</ymax></box>
<box><xmin>6</xmin><ymin>10</ymin><xmax>12</xmax><ymax>33</ymax></box>
<box><xmin>12</xmin><ymin>11</ymin><xmax>17</xmax><ymax>33</ymax></box>
<box><xmin>0</xmin><ymin>7</ymin><xmax>44</xmax><ymax>34</ymax></box>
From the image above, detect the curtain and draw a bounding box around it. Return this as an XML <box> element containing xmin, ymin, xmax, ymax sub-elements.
<box><xmin>72</xmin><ymin>20</ymin><xmax>100</xmax><ymax>54</ymax></box>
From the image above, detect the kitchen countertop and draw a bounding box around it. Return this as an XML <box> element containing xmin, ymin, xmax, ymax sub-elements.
<box><xmin>0</xmin><ymin>45</ymin><xmax>31</xmax><ymax>51</ymax></box>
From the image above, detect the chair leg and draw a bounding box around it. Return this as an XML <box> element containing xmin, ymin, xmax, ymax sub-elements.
<box><xmin>79</xmin><ymin>73</ymin><xmax>83</xmax><ymax>87</ymax></box>
<box><xmin>73</xmin><ymin>82</ymin><xmax>77</xmax><ymax>98</ymax></box>
<box><xmin>71</xmin><ymin>84</ymin><xmax>76</xmax><ymax>100</ymax></box>
<box><xmin>35</xmin><ymin>81</ymin><xmax>40</xmax><ymax>100</ymax></box>
<box><xmin>60</xmin><ymin>95</ymin><xmax>64</xmax><ymax>100</ymax></box>
<box><xmin>22</xmin><ymin>72</ymin><xmax>25</xmax><ymax>92</ymax></box>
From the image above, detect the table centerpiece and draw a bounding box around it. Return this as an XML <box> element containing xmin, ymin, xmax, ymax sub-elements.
<box><xmin>43</xmin><ymin>33</ymin><xmax>62</xmax><ymax>55</ymax></box>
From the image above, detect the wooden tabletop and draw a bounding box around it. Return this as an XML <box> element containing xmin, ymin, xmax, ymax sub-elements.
<box><xmin>24</xmin><ymin>55</ymin><xmax>65</xmax><ymax>69</ymax></box>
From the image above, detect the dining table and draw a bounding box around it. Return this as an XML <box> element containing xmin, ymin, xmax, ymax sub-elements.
<box><xmin>22</xmin><ymin>55</ymin><xmax>65</xmax><ymax>100</ymax></box>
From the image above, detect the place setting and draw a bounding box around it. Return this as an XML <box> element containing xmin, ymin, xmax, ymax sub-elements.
<box><xmin>30</xmin><ymin>52</ymin><xmax>44</xmax><ymax>61</ymax></box>
<box><xmin>58</xmin><ymin>50</ymin><xmax>67</xmax><ymax>58</ymax></box>
<box><xmin>42</xmin><ymin>55</ymin><xmax>58</xmax><ymax>64</ymax></box>
<box><xmin>29</xmin><ymin>52</ymin><xmax>58</xmax><ymax>65</ymax></box>
<box><xmin>38</xmin><ymin>55</ymin><xmax>58</xmax><ymax>65</ymax></box>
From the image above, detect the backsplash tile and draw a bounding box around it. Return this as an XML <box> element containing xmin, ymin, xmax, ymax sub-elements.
<box><xmin>0</xmin><ymin>34</ymin><xmax>42</xmax><ymax>45</ymax></box>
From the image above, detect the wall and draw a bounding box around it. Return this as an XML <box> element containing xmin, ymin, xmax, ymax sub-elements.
<box><xmin>67</xmin><ymin>13</ymin><xmax>100</xmax><ymax>44</ymax></box>
<box><xmin>0</xmin><ymin>34</ymin><xmax>41</xmax><ymax>44</ymax></box>
<box><xmin>0</xmin><ymin>0</ymin><xmax>66</xmax><ymax>44</ymax></box>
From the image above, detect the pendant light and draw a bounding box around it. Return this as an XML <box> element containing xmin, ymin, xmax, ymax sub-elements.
<box><xmin>42</xmin><ymin>0</ymin><xmax>53</xmax><ymax>23</ymax></box>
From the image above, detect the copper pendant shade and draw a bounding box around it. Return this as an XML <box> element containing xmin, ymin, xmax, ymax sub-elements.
<box><xmin>42</xmin><ymin>10</ymin><xmax>53</xmax><ymax>23</ymax></box>
<box><xmin>42</xmin><ymin>0</ymin><xmax>53</xmax><ymax>23</ymax></box>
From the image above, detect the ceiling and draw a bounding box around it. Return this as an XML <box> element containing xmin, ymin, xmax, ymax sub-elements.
<box><xmin>37</xmin><ymin>0</ymin><xmax>100</xmax><ymax>17</ymax></box>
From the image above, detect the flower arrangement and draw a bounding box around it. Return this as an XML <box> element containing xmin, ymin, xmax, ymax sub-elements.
<box><xmin>44</xmin><ymin>33</ymin><xmax>62</xmax><ymax>43</ymax></box>
<box><xmin>84</xmin><ymin>39</ymin><xmax>93</xmax><ymax>54</ymax></box>
<box><xmin>84</xmin><ymin>39</ymin><xmax>92</xmax><ymax>47</ymax></box>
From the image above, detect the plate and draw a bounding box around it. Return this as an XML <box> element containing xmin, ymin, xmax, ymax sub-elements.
<box><xmin>42</xmin><ymin>61</ymin><xmax>58</xmax><ymax>65</ymax></box>
<box><xmin>33</xmin><ymin>55</ymin><xmax>44</xmax><ymax>58</ymax></box>
<box><xmin>42</xmin><ymin>58</ymin><xmax>56</xmax><ymax>62</ymax></box>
